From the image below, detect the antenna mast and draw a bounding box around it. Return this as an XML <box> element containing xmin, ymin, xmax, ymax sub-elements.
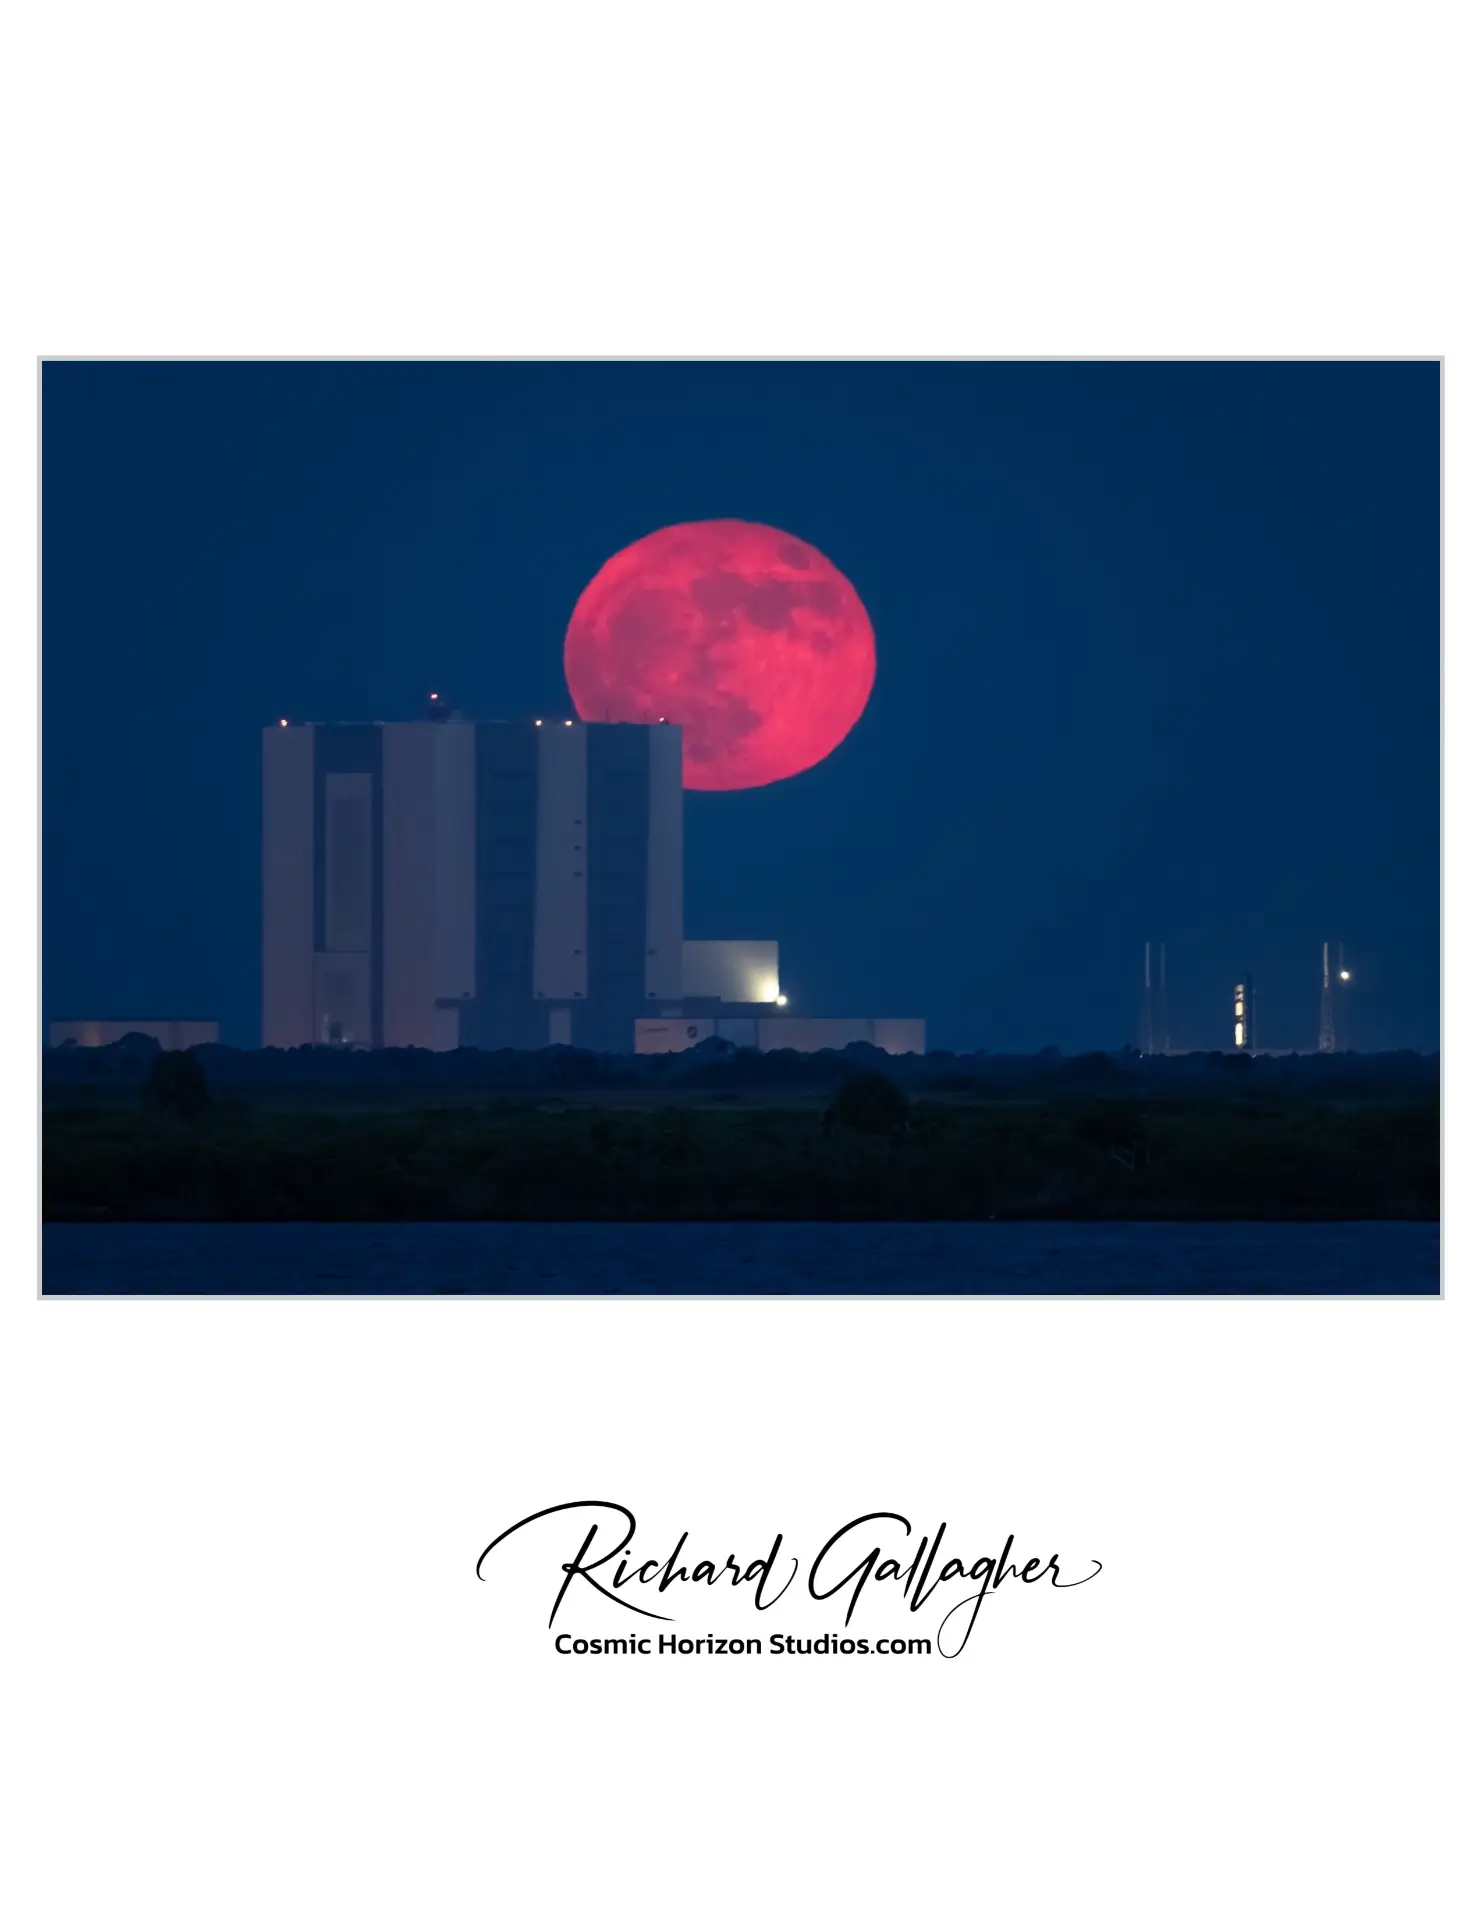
<box><xmin>1318</xmin><ymin>941</ymin><xmax>1335</xmax><ymax>1053</ymax></box>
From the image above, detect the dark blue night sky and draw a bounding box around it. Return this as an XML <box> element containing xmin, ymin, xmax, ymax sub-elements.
<box><xmin>42</xmin><ymin>361</ymin><xmax>1439</xmax><ymax>1053</ymax></box>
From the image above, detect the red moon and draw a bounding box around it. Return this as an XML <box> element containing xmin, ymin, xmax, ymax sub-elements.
<box><xmin>563</xmin><ymin>519</ymin><xmax>875</xmax><ymax>790</ymax></box>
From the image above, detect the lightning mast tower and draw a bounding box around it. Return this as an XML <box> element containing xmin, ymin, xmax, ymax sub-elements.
<box><xmin>1140</xmin><ymin>941</ymin><xmax>1171</xmax><ymax>1055</ymax></box>
<box><xmin>1318</xmin><ymin>941</ymin><xmax>1335</xmax><ymax>1053</ymax></box>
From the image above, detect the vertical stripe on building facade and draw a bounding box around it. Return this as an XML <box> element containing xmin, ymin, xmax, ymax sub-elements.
<box><xmin>644</xmin><ymin>723</ymin><xmax>684</xmax><ymax>1004</ymax></box>
<box><xmin>473</xmin><ymin>723</ymin><xmax>541</xmax><ymax>1048</ymax></box>
<box><xmin>584</xmin><ymin>726</ymin><xmax>651</xmax><ymax>1052</ymax></box>
<box><xmin>378</xmin><ymin>724</ymin><xmax>479</xmax><ymax>1049</ymax></box>
<box><xmin>313</xmin><ymin>726</ymin><xmax>382</xmax><ymax>1047</ymax></box>
<box><xmin>432</xmin><ymin>723</ymin><xmax>477</xmax><ymax>1030</ymax></box>
<box><xmin>533</xmin><ymin>721</ymin><xmax>589</xmax><ymax>1005</ymax></box>
<box><xmin>261</xmin><ymin>724</ymin><xmax>315</xmax><ymax>1047</ymax></box>
<box><xmin>380</xmin><ymin>725</ymin><xmax>439</xmax><ymax>1048</ymax></box>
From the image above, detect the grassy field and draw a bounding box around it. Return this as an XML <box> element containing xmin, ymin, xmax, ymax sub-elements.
<box><xmin>43</xmin><ymin>1086</ymin><xmax>1439</xmax><ymax>1223</ymax></box>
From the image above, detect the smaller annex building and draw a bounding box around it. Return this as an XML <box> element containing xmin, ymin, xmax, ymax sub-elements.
<box><xmin>637</xmin><ymin>939</ymin><xmax>923</xmax><ymax>1055</ymax></box>
<box><xmin>635</xmin><ymin>1015</ymin><xmax>924</xmax><ymax>1056</ymax></box>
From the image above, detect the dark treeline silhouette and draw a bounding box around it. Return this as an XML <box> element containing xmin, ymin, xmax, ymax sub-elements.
<box><xmin>45</xmin><ymin>1034</ymin><xmax>1441</xmax><ymax>1103</ymax></box>
<box><xmin>44</xmin><ymin>1041</ymin><xmax>1439</xmax><ymax>1225</ymax></box>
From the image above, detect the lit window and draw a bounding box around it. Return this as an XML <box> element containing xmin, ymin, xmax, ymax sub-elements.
<box><xmin>1235</xmin><ymin>1021</ymin><xmax>1245</xmax><ymax>1046</ymax></box>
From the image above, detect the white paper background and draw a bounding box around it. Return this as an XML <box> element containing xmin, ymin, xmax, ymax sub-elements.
<box><xmin>5</xmin><ymin>5</ymin><xmax>1473</xmax><ymax>1915</ymax></box>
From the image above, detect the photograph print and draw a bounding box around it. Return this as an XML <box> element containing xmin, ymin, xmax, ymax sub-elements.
<box><xmin>40</xmin><ymin>358</ymin><xmax>1440</xmax><ymax>1294</ymax></box>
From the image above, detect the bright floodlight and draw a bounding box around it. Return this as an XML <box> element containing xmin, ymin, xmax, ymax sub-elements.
<box><xmin>1339</xmin><ymin>969</ymin><xmax>1351</xmax><ymax>981</ymax></box>
<box><xmin>776</xmin><ymin>994</ymin><xmax>788</xmax><ymax>1006</ymax></box>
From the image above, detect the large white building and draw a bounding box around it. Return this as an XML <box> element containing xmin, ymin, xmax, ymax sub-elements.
<box><xmin>263</xmin><ymin>713</ymin><xmax>682</xmax><ymax>1051</ymax></box>
<box><xmin>263</xmin><ymin>708</ymin><xmax>922</xmax><ymax>1055</ymax></box>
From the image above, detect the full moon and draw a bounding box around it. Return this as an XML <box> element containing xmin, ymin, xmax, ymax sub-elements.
<box><xmin>563</xmin><ymin>519</ymin><xmax>875</xmax><ymax>790</ymax></box>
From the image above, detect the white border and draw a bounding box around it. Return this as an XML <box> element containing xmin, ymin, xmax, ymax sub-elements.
<box><xmin>5</xmin><ymin>5</ymin><xmax>1474</xmax><ymax>1915</ymax></box>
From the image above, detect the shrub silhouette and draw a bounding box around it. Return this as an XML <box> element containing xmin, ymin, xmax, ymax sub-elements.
<box><xmin>141</xmin><ymin>1050</ymin><xmax>212</xmax><ymax>1122</ymax></box>
<box><xmin>824</xmin><ymin>1070</ymin><xmax>911</xmax><ymax>1136</ymax></box>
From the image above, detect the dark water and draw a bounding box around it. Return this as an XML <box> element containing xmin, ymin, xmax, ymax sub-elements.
<box><xmin>42</xmin><ymin>1221</ymin><xmax>1440</xmax><ymax>1295</ymax></box>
